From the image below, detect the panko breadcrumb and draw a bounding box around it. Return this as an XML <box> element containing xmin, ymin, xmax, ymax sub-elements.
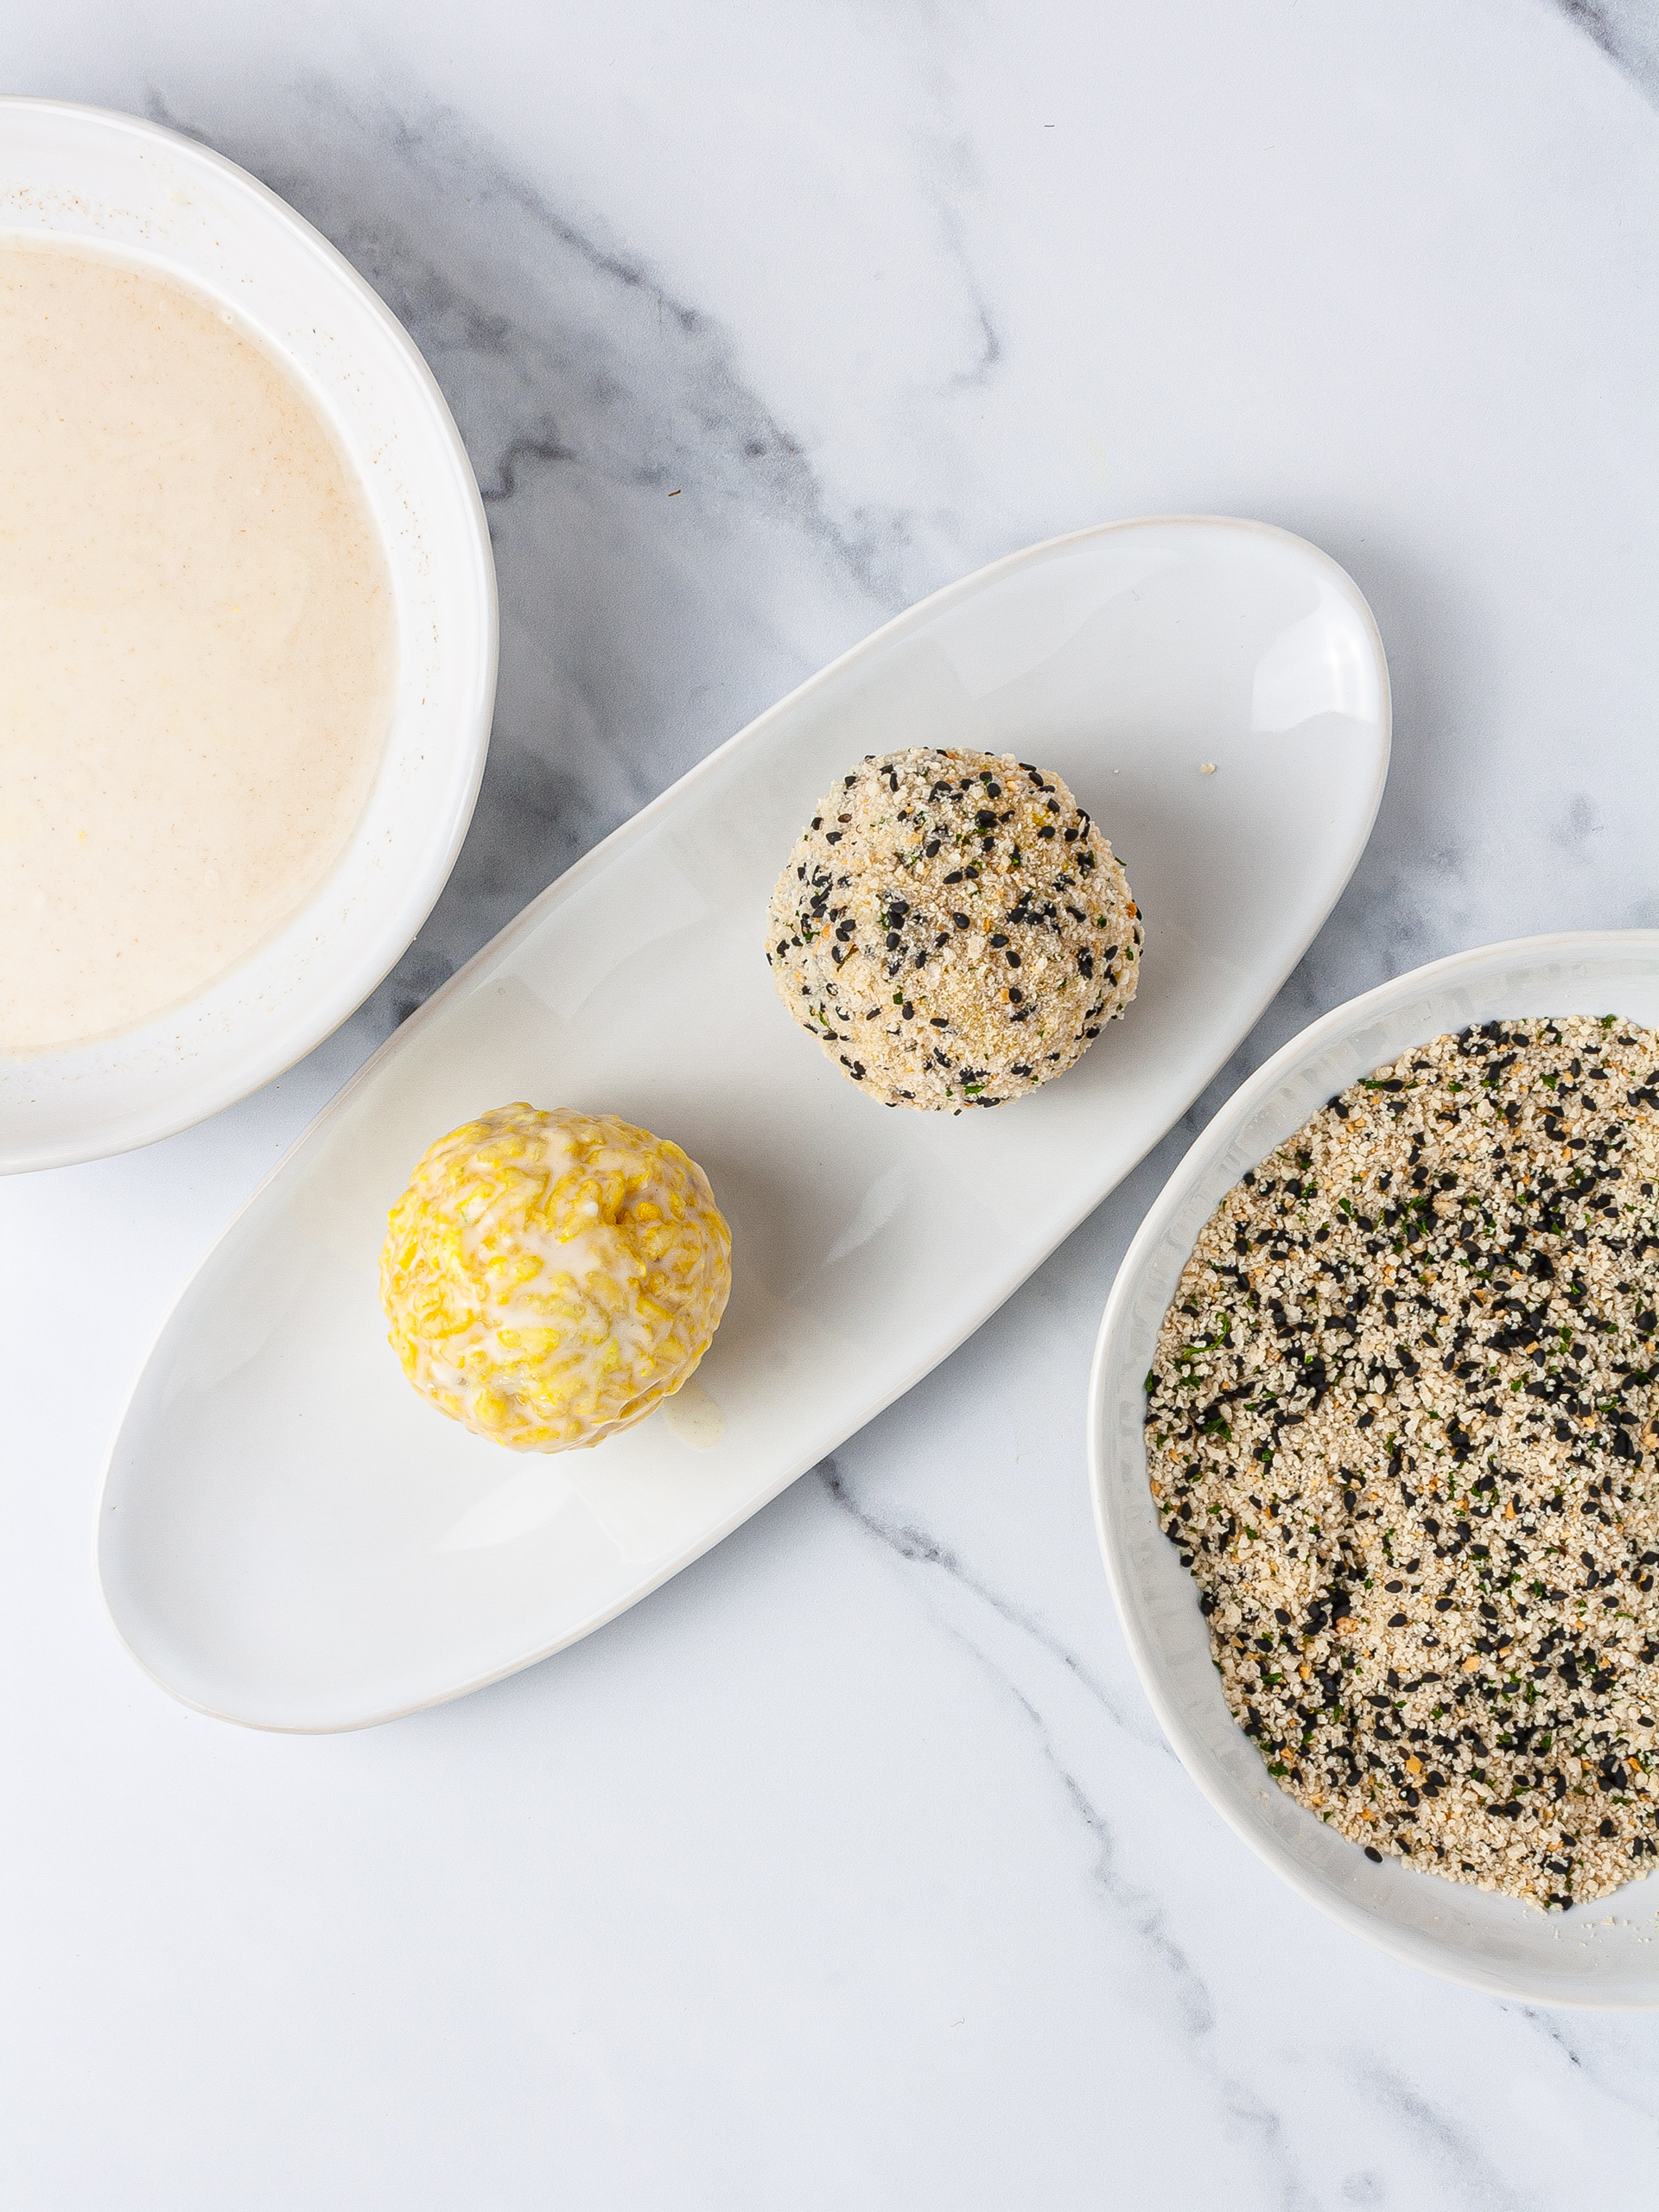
<box><xmin>765</xmin><ymin>747</ymin><xmax>1141</xmax><ymax>1109</ymax></box>
<box><xmin>1147</xmin><ymin>1017</ymin><xmax>1659</xmax><ymax>1910</ymax></box>
<box><xmin>380</xmin><ymin>1103</ymin><xmax>731</xmax><ymax>1452</ymax></box>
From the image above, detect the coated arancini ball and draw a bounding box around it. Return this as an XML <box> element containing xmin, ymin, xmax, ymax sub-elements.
<box><xmin>380</xmin><ymin>1103</ymin><xmax>731</xmax><ymax>1452</ymax></box>
<box><xmin>766</xmin><ymin>747</ymin><xmax>1141</xmax><ymax>1109</ymax></box>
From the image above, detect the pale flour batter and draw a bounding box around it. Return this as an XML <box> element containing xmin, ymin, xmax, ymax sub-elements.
<box><xmin>0</xmin><ymin>242</ymin><xmax>396</xmax><ymax>1052</ymax></box>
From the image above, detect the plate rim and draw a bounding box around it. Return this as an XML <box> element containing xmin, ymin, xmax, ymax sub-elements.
<box><xmin>99</xmin><ymin>513</ymin><xmax>1392</xmax><ymax>1732</ymax></box>
<box><xmin>1086</xmin><ymin>925</ymin><xmax>1659</xmax><ymax>2010</ymax></box>
<box><xmin>0</xmin><ymin>94</ymin><xmax>499</xmax><ymax>1172</ymax></box>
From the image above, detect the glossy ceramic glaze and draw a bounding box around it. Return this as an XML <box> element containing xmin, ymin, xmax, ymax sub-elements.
<box><xmin>0</xmin><ymin>99</ymin><xmax>496</xmax><ymax>1171</ymax></box>
<box><xmin>1089</xmin><ymin>931</ymin><xmax>1659</xmax><ymax>2008</ymax></box>
<box><xmin>101</xmin><ymin>516</ymin><xmax>1389</xmax><ymax>1731</ymax></box>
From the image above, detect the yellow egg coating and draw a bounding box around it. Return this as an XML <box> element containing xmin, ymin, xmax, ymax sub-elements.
<box><xmin>379</xmin><ymin>1103</ymin><xmax>731</xmax><ymax>1452</ymax></box>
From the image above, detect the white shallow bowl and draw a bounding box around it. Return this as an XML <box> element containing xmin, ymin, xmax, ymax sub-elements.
<box><xmin>0</xmin><ymin>99</ymin><xmax>497</xmax><ymax>1173</ymax></box>
<box><xmin>1089</xmin><ymin>931</ymin><xmax>1659</xmax><ymax>2009</ymax></box>
<box><xmin>101</xmin><ymin>516</ymin><xmax>1389</xmax><ymax>1732</ymax></box>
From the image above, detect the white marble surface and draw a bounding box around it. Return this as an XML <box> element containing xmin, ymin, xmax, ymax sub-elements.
<box><xmin>3</xmin><ymin>1</ymin><xmax>1659</xmax><ymax>2202</ymax></box>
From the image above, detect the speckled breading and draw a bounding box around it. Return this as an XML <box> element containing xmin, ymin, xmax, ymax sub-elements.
<box><xmin>380</xmin><ymin>1103</ymin><xmax>731</xmax><ymax>1453</ymax></box>
<box><xmin>765</xmin><ymin>747</ymin><xmax>1141</xmax><ymax>1109</ymax></box>
<box><xmin>1146</xmin><ymin>1017</ymin><xmax>1659</xmax><ymax>1910</ymax></box>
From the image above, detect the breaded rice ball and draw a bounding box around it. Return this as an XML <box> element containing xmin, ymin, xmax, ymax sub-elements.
<box><xmin>379</xmin><ymin>1103</ymin><xmax>731</xmax><ymax>1452</ymax></box>
<box><xmin>765</xmin><ymin>747</ymin><xmax>1141</xmax><ymax>1109</ymax></box>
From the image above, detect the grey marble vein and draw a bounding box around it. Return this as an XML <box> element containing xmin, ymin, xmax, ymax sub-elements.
<box><xmin>816</xmin><ymin>1452</ymin><xmax>1171</xmax><ymax>1754</ymax></box>
<box><xmin>1349</xmin><ymin>2065</ymin><xmax>1540</xmax><ymax>2212</ymax></box>
<box><xmin>1515</xmin><ymin>2005</ymin><xmax>1659</xmax><ymax>2127</ymax></box>
<box><xmin>148</xmin><ymin>84</ymin><xmax>900</xmax><ymax>597</ymax></box>
<box><xmin>1556</xmin><ymin>0</ymin><xmax>1659</xmax><ymax>100</ymax></box>
<box><xmin>1043</xmin><ymin>1753</ymin><xmax>1218</xmax><ymax>2040</ymax></box>
<box><xmin>926</xmin><ymin>1598</ymin><xmax>1335</xmax><ymax>2210</ymax></box>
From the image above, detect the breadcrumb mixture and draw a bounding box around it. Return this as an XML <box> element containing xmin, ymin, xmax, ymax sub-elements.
<box><xmin>1146</xmin><ymin>1017</ymin><xmax>1659</xmax><ymax>1909</ymax></box>
<box><xmin>765</xmin><ymin>747</ymin><xmax>1141</xmax><ymax>1109</ymax></box>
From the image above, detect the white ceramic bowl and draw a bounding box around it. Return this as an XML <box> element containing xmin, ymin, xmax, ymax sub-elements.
<box><xmin>1089</xmin><ymin>931</ymin><xmax>1659</xmax><ymax>2008</ymax></box>
<box><xmin>0</xmin><ymin>99</ymin><xmax>497</xmax><ymax>1173</ymax></box>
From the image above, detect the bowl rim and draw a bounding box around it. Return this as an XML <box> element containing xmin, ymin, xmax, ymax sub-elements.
<box><xmin>0</xmin><ymin>96</ymin><xmax>498</xmax><ymax>1172</ymax></box>
<box><xmin>1087</xmin><ymin>927</ymin><xmax>1659</xmax><ymax>2008</ymax></box>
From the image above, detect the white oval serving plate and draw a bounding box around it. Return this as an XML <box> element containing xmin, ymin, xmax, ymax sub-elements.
<box><xmin>102</xmin><ymin>516</ymin><xmax>1389</xmax><ymax>1732</ymax></box>
<box><xmin>0</xmin><ymin>99</ymin><xmax>496</xmax><ymax>1172</ymax></box>
<box><xmin>1089</xmin><ymin>930</ymin><xmax>1659</xmax><ymax>2008</ymax></box>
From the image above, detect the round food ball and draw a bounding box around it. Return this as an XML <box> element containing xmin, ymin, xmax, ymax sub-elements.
<box><xmin>379</xmin><ymin>1103</ymin><xmax>731</xmax><ymax>1452</ymax></box>
<box><xmin>765</xmin><ymin>747</ymin><xmax>1141</xmax><ymax>1109</ymax></box>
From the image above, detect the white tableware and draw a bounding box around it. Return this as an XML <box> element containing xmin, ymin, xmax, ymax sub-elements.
<box><xmin>1089</xmin><ymin>930</ymin><xmax>1659</xmax><ymax>2008</ymax></box>
<box><xmin>0</xmin><ymin>99</ymin><xmax>496</xmax><ymax>1172</ymax></box>
<box><xmin>101</xmin><ymin>516</ymin><xmax>1389</xmax><ymax>1731</ymax></box>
